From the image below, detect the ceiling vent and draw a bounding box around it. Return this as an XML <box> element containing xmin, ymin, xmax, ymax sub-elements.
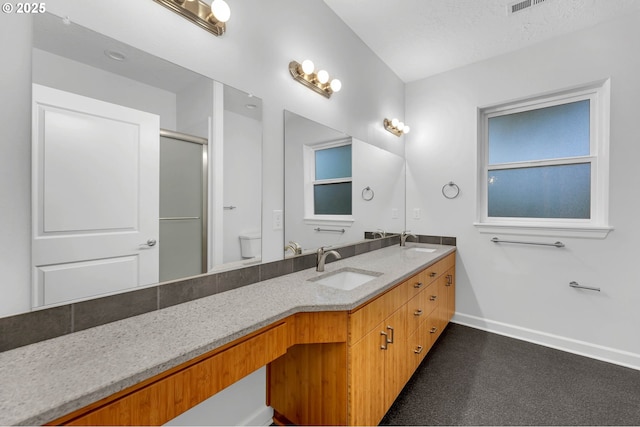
<box><xmin>507</xmin><ymin>0</ymin><xmax>547</xmax><ymax>15</ymax></box>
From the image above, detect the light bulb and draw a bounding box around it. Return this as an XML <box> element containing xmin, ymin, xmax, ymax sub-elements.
<box><xmin>210</xmin><ymin>0</ymin><xmax>231</xmax><ymax>23</ymax></box>
<box><xmin>317</xmin><ymin>69</ymin><xmax>329</xmax><ymax>84</ymax></box>
<box><xmin>301</xmin><ymin>59</ymin><xmax>314</xmax><ymax>75</ymax></box>
<box><xmin>403</xmin><ymin>125</ymin><xmax>410</xmax><ymax>134</ymax></box>
<box><xmin>391</xmin><ymin>118</ymin><xmax>399</xmax><ymax>128</ymax></box>
<box><xmin>397</xmin><ymin>122</ymin><xmax>405</xmax><ymax>131</ymax></box>
<box><xmin>330</xmin><ymin>79</ymin><xmax>342</xmax><ymax>92</ymax></box>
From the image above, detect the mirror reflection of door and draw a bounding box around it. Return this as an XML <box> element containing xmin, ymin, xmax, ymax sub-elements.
<box><xmin>32</xmin><ymin>84</ymin><xmax>160</xmax><ymax>307</ymax></box>
<box><xmin>159</xmin><ymin>131</ymin><xmax>208</xmax><ymax>282</ymax></box>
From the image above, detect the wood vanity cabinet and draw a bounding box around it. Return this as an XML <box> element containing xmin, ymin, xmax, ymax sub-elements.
<box><xmin>48</xmin><ymin>253</ymin><xmax>454</xmax><ymax>427</ymax></box>
<box><xmin>269</xmin><ymin>252</ymin><xmax>456</xmax><ymax>426</ymax></box>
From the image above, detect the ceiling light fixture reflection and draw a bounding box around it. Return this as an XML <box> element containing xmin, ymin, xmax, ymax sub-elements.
<box><xmin>384</xmin><ymin>118</ymin><xmax>411</xmax><ymax>137</ymax></box>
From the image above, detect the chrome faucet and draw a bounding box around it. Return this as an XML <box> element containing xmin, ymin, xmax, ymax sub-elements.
<box><xmin>285</xmin><ymin>241</ymin><xmax>302</xmax><ymax>255</ymax></box>
<box><xmin>316</xmin><ymin>246</ymin><xmax>341</xmax><ymax>272</ymax></box>
<box><xmin>372</xmin><ymin>229</ymin><xmax>386</xmax><ymax>239</ymax></box>
<box><xmin>400</xmin><ymin>230</ymin><xmax>416</xmax><ymax>246</ymax></box>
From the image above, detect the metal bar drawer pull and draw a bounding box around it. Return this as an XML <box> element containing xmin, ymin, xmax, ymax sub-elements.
<box><xmin>491</xmin><ymin>237</ymin><xmax>565</xmax><ymax>248</ymax></box>
<box><xmin>569</xmin><ymin>281</ymin><xmax>601</xmax><ymax>292</ymax></box>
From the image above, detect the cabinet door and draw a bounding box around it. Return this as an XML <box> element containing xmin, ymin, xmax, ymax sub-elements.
<box><xmin>349</xmin><ymin>321</ymin><xmax>387</xmax><ymax>426</ymax></box>
<box><xmin>384</xmin><ymin>305</ymin><xmax>409</xmax><ymax>409</ymax></box>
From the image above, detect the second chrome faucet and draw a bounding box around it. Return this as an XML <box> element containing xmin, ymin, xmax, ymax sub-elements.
<box><xmin>316</xmin><ymin>246</ymin><xmax>341</xmax><ymax>272</ymax></box>
<box><xmin>400</xmin><ymin>230</ymin><xmax>417</xmax><ymax>246</ymax></box>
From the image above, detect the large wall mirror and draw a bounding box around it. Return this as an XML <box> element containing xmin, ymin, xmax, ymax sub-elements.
<box><xmin>19</xmin><ymin>12</ymin><xmax>263</xmax><ymax>312</ymax></box>
<box><xmin>284</xmin><ymin>110</ymin><xmax>405</xmax><ymax>255</ymax></box>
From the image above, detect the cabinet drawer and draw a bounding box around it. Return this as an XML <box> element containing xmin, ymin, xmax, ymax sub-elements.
<box><xmin>406</xmin><ymin>287</ymin><xmax>433</xmax><ymax>335</ymax></box>
<box><xmin>407</xmin><ymin>323</ymin><xmax>429</xmax><ymax>374</ymax></box>
<box><xmin>403</xmin><ymin>271</ymin><xmax>425</xmax><ymax>299</ymax></box>
<box><xmin>419</xmin><ymin>252</ymin><xmax>456</xmax><ymax>286</ymax></box>
<box><xmin>349</xmin><ymin>283</ymin><xmax>407</xmax><ymax>344</ymax></box>
<box><xmin>64</xmin><ymin>323</ymin><xmax>288</xmax><ymax>426</ymax></box>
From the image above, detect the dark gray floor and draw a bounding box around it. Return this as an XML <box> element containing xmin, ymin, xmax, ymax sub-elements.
<box><xmin>380</xmin><ymin>323</ymin><xmax>640</xmax><ymax>426</ymax></box>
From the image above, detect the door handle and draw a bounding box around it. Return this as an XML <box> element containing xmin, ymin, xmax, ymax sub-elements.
<box><xmin>140</xmin><ymin>238</ymin><xmax>157</xmax><ymax>247</ymax></box>
<box><xmin>386</xmin><ymin>325</ymin><xmax>394</xmax><ymax>344</ymax></box>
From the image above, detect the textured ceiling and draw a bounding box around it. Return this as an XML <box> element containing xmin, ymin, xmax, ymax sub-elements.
<box><xmin>323</xmin><ymin>0</ymin><xmax>640</xmax><ymax>82</ymax></box>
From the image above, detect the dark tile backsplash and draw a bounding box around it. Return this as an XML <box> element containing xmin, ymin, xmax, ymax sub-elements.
<box><xmin>218</xmin><ymin>265</ymin><xmax>260</xmax><ymax>293</ymax></box>
<box><xmin>73</xmin><ymin>287</ymin><xmax>158</xmax><ymax>333</ymax></box>
<box><xmin>158</xmin><ymin>274</ymin><xmax>217</xmax><ymax>309</ymax></box>
<box><xmin>0</xmin><ymin>305</ymin><xmax>72</xmax><ymax>352</ymax></box>
<box><xmin>0</xmin><ymin>233</ymin><xmax>455</xmax><ymax>352</ymax></box>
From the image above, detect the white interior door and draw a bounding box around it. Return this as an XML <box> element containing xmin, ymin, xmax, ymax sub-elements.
<box><xmin>32</xmin><ymin>84</ymin><xmax>160</xmax><ymax>307</ymax></box>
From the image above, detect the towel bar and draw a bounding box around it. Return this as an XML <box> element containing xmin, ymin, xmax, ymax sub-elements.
<box><xmin>491</xmin><ymin>237</ymin><xmax>564</xmax><ymax>248</ymax></box>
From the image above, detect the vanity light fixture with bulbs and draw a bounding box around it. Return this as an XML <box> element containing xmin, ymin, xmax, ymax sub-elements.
<box><xmin>153</xmin><ymin>0</ymin><xmax>231</xmax><ymax>36</ymax></box>
<box><xmin>384</xmin><ymin>118</ymin><xmax>410</xmax><ymax>136</ymax></box>
<box><xmin>289</xmin><ymin>59</ymin><xmax>342</xmax><ymax>98</ymax></box>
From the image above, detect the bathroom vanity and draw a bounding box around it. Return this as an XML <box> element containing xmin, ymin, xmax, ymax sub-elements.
<box><xmin>0</xmin><ymin>243</ymin><xmax>455</xmax><ymax>426</ymax></box>
<box><xmin>269</xmin><ymin>250</ymin><xmax>455</xmax><ymax>426</ymax></box>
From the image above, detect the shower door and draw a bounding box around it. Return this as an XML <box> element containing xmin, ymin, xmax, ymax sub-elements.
<box><xmin>159</xmin><ymin>130</ymin><xmax>208</xmax><ymax>282</ymax></box>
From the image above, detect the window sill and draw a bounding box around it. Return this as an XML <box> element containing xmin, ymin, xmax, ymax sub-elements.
<box><xmin>304</xmin><ymin>216</ymin><xmax>355</xmax><ymax>227</ymax></box>
<box><xmin>473</xmin><ymin>222</ymin><xmax>613</xmax><ymax>239</ymax></box>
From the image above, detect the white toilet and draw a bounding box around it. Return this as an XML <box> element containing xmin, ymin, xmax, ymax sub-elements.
<box><xmin>239</xmin><ymin>232</ymin><xmax>261</xmax><ymax>259</ymax></box>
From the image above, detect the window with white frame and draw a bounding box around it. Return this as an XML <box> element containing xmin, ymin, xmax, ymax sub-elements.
<box><xmin>476</xmin><ymin>81</ymin><xmax>612</xmax><ymax>238</ymax></box>
<box><xmin>304</xmin><ymin>139</ymin><xmax>353</xmax><ymax>221</ymax></box>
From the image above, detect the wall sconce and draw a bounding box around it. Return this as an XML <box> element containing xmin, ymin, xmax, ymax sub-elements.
<box><xmin>289</xmin><ymin>59</ymin><xmax>342</xmax><ymax>98</ymax></box>
<box><xmin>384</xmin><ymin>118</ymin><xmax>410</xmax><ymax>137</ymax></box>
<box><xmin>153</xmin><ymin>0</ymin><xmax>231</xmax><ymax>37</ymax></box>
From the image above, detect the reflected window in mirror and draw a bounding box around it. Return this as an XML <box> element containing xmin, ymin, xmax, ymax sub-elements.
<box><xmin>305</xmin><ymin>139</ymin><xmax>353</xmax><ymax>218</ymax></box>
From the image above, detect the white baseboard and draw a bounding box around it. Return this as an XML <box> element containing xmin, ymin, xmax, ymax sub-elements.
<box><xmin>241</xmin><ymin>405</ymin><xmax>273</xmax><ymax>426</ymax></box>
<box><xmin>452</xmin><ymin>312</ymin><xmax>640</xmax><ymax>371</ymax></box>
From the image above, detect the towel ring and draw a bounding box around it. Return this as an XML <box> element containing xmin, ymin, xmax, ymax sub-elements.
<box><xmin>442</xmin><ymin>181</ymin><xmax>460</xmax><ymax>199</ymax></box>
<box><xmin>362</xmin><ymin>186</ymin><xmax>374</xmax><ymax>201</ymax></box>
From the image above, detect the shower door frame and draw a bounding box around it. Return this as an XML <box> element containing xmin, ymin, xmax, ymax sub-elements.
<box><xmin>159</xmin><ymin>129</ymin><xmax>208</xmax><ymax>275</ymax></box>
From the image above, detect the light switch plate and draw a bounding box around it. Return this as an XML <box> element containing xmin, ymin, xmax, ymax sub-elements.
<box><xmin>392</xmin><ymin>208</ymin><xmax>399</xmax><ymax>219</ymax></box>
<box><xmin>273</xmin><ymin>210</ymin><xmax>283</xmax><ymax>230</ymax></box>
<box><xmin>413</xmin><ymin>208</ymin><xmax>421</xmax><ymax>220</ymax></box>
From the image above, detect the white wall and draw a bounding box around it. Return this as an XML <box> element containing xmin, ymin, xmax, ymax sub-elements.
<box><xmin>32</xmin><ymin>48</ymin><xmax>178</xmax><ymax>129</ymax></box>
<box><xmin>1</xmin><ymin>0</ymin><xmax>405</xmax><ymax>424</ymax></box>
<box><xmin>405</xmin><ymin>11</ymin><xmax>640</xmax><ymax>369</ymax></box>
<box><xmin>176</xmin><ymin>77</ymin><xmax>213</xmax><ymax>139</ymax></box>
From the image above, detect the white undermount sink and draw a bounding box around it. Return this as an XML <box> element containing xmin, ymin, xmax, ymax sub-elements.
<box><xmin>311</xmin><ymin>268</ymin><xmax>382</xmax><ymax>291</ymax></box>
<box><xmin>407</xmin><ymin>247</ymin><xmax>436</xmax><ymax>253</ymax></box>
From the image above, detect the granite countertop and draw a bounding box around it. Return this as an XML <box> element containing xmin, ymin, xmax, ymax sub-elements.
<box><xmin>0</xmin><ymin>242</ymin><xmax>455</xmax><ymax>426</ymax></box>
